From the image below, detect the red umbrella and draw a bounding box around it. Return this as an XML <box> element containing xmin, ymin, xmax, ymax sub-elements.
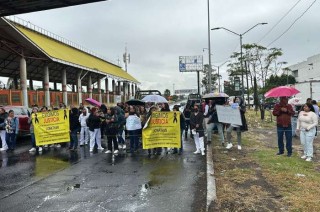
<box><xmin>85</xmin><ymin>98</ymin><xmax>102</xmax><ymax>107</ymax></box>
<box><xmin>264</xmin><ymin>86</ymin><xmax>300</xmax><ymax>98</ymax></box>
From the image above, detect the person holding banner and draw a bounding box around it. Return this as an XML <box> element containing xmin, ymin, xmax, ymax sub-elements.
<box><xmin>28</xmin><ymin>107</ymin><xmax>43</xmax><ymax>153</ymax></box>
<box><xmin>226</xmin><ymin>97</ymin><xmax>248</xmax><ymax>150</ymax></box>
<box><xmin>173</xmin><ymin>105</ymin><xmax>186</xmax><ymax>154</ymax></box>
<box><xmin>190</xmin><ymin>104</ymin><xmax>205</xmax><ymax>156</ymax></box>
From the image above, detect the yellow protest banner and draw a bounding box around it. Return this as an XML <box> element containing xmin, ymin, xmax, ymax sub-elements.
<box><xmin>33</xmin><ymin>109</ymin><xmax>70</xmax><ymax>146</ymax></box>
<box><xmin>142</xmin><ymin>111</ymin><xmax>181</xmax><ymax>149</ymax></box>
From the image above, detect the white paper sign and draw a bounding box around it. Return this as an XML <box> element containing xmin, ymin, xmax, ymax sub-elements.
<box><xmin>216</xmin><ymin>105</ymin><xmax>242</xmax><ymax>126</ymax></box>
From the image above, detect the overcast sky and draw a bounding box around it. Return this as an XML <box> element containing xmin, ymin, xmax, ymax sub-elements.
<box><xmin>7</xmin><ymin>0</ymin><xmax>320</xmax><ymax>94</ymax></box>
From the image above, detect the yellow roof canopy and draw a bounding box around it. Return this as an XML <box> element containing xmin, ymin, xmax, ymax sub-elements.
<box><xmin>15</xmin><ymin>24</ymin><xmax>138</xmax><ymax>83</ymax></box>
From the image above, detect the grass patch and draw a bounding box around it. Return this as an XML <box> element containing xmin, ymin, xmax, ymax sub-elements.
<box><xmin>211</xmin><ymin>108</ymin><xmax>320</xmax><ymax>211</ymax></box>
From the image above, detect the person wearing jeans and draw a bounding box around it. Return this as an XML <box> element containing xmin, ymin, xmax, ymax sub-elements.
<box><xmin>226</xmin><ymin>97</ymin><xmax>248</xmax><ymax>150</ymax></box>
<box><xmin>126</xmin><ymin>106</ymin><xmax>141</xmax><ymax>154</ymax></box>
<box><xmin>273</xmin><ymin>97</ymin><xmax>295</xmax><ymax>156</ymax></box>
<box><xmin>5</xmin><ymin>110</ymin><xmax>19</xmax><ymax>152</ymax></box>
<box><xmin>296</xmin><ymin>103</ymin><xmax>318</xmax><ymax>162</ymax></box>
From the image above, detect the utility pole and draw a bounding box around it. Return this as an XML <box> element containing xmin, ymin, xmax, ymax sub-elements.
<box><xmin>207</xmin><ymin>0</ymin><xmax>212</xmax><ymax>93</ymax></box>
<box><xmin>123</xmin><ymin>44</ymin><xmax>130</xmax><ymax>72</ymax></box>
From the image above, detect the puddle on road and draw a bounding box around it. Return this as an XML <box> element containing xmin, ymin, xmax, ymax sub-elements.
<box><xmin>34</xmin><ymin>156</ymin><xmax>70</xmax><ymax>177</ymax></box>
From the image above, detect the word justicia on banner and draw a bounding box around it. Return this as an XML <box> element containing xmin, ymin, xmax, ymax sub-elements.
<box><xmin>32</xmin><ymin>109</ymin><xmax>70</xmax><ymax>145</ymax></box>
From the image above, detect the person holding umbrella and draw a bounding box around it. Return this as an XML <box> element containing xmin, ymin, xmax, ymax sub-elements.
<box><xmin>272</xmin><ymin>97</ymin><xmax>295</xmax><ymax>156</ymax></box>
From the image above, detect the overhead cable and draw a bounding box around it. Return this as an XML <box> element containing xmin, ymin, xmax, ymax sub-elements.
<box><xmin>266</xmin><ymin>0</ymin><xmax>317</xmax><ymax>47</ymax></box>
<box><xmin>257</xmin><ymin>0</ymin><xmax>302</xmax><ymax>44</ymax></box>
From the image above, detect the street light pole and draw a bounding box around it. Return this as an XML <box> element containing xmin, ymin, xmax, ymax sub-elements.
<box><xmin>207</xmin><ymin>0</ymin><xmax>213</xmax><ymax>93</ymax></box>
<box><xmin>211</xmin><ymin>23</ymin><xmax>267</xmax><ymax>101</ymax></box>
<box><xmin>212</xmin><ymin>60</ymin><xmax>230</xmax><ymax>93</ymax></box>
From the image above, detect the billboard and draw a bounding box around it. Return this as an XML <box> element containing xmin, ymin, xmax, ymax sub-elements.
<box><xmin>174</xmin><ymin>89</ymin><xmax>198</xmax><ymax>95</ymax></box>
<box><xmin>179</xmin><ymin>55</ymin><xmax>203</xmax><ymax>72</ymax></box>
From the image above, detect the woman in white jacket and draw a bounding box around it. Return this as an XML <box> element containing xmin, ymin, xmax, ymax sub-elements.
<box><xmin>296</xmin><ymin>103</ymin><xmax>318</xmax><ymax>162</ymax></box>
<box><xmin>126</xmin><ymin>106</ymin><xmax>142</xmax><ymax>153</ymax></box>
<box><xmin>79</xmin><ymin>108</ymin><xmax>90</xmax><ymax>146</ymax></box>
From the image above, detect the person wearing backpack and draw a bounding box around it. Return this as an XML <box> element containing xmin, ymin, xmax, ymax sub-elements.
<box><xmin>5</xmin><ymin>110</ymin><xmax>19</xmax><ymax>152</ymax></box>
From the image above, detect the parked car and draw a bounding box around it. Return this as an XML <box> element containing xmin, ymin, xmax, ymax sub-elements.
<box><xmin>0</xmin><ymin>106</ymin><xmax>30</xmax><ymax>136</ymax></box>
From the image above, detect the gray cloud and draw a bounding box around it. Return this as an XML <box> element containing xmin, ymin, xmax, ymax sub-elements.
<box><xmin>14</xmin><ymin>0</ymin><xmax>320</xmax><ymax>94</ymax></box>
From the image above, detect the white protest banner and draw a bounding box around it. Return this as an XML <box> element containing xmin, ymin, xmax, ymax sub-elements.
<box><xmin>216</xmin><ymin>105</ymin><xmax>242</xmax><ymax>126</ymax></box>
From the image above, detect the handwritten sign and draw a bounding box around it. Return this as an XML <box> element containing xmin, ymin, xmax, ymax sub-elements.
<box><xmin>216</xmin><ymin>105</ymin><xmax>242</xmax><ymax>126</ymax></box>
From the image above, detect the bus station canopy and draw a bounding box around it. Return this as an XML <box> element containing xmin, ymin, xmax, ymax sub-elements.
<box><xmin>0</xmin><ymin>17</ymin><xmax>139</xmax><ymax>86</ymax></box>
<box><xmin>0</xmin><ymin>0</ymin><xmax>106</xmax><ymax>17</ymax></box>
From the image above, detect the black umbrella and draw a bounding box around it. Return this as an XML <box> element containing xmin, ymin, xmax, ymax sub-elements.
<box><xmin>126</xmin><ymin>99</ymin><xmax>145</xmax><ymax>106</ymax></box>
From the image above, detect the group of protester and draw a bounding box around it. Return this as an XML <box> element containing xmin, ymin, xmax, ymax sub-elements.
<box><xmin>274</xmin><ymin>97</ymin><xmax>319</xmax><ymax>162</ymax></box>
<box><xmin>0</xmin><ymin>95</ymin><xmax>249</xmax><ymax>157</ymax></box>
<box><xmin>183</xmin><ymin>96</ymin><xmax>248</xmax><ymax>156</ymax></box>
<box><xmin>1</xmin><ymin>95</ymin><xmax>317</xmax><ymax>162</ymax></box>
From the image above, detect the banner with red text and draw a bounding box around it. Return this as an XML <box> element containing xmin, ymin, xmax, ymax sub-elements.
<box><xmin>32</xmin><ymin>109</ymin><xmax>70</xmax><ymax>145</ymax></box>
<box><xmin>142</xmin><ymin>111</ymin><xmax>181</xmax><ymax>149</ymax></box>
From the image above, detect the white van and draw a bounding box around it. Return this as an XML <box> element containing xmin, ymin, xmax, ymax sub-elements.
<box><xmin>245</xmin><ymin>95</ymin><xmax>254</xmax><ymax>107</ymax></box>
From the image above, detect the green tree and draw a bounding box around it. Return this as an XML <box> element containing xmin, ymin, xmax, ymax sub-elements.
<box><xmin>201</xmin><ymin>64</ymin><xmax>218</xmax><ymax>94</ymax></box>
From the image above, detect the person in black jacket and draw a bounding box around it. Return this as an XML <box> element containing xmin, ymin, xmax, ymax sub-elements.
<box><xmin>190</xmin><ymin>104</ymin><xmax>205</xmax><ymax>155</ymax></box>
<box><xmin>88</xmin><ymin>107</ymin><xmax>104</xmax><ymax>152</ymax></box>
<box><xmin>172</xmin><ymin>105</ymin><xmax>186</xmax><ymax>155</ymax></box>
<box><xmin>183</xmin><ymin>104</ymin><xmax>192</xmax><ymax>139</ymax></box>
<box><xmin>69</xmin><ymin>107</ymin><xmax>80</xmax><ymax>150</ymax></box>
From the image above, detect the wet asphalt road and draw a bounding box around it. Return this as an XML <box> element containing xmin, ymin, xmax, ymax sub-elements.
<box><xmin>0</xmin><ymin>136</ymin><xmax>207</xmax><ymax>212</ymax></box>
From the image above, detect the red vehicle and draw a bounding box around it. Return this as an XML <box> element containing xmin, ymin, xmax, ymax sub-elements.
<box><xmin>1</xmin><ymin>106</ymin><xmax>30</xmax><ymax>136</ymax></box>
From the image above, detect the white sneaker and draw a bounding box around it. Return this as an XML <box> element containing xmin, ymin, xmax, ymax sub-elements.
<box><xmin>193</xmin><ymin>150</ymin><xmax>201</xmax><ymax>154</ymax></box>
<box><xmin>89</xmin><ymin>149</ymin><xmax>93</xmax><ymax>152</ymax></box>
<box><xmin>114</xmin><ymin>150</ymin><xmax>119</xmax><ymax>154</ymax></box>
<box><xmin>105</xmin><ymin>150</ymin><xmax>112</xmax><ymax>154</ymax></box>
<box><xmin>123</xmin><ymin>144</ymin><xmax>126</xmax><ymax>149</ymax></box>
<box><xmin>98</xmin><ymin>147</ymin><xmax>104</xmax><ymax>151</ymax></box>
<box><xmin>118</xmin><ymin>144</ymin><xmax>122</xmax><ymax>149</ymax></box>
<box><xmin>55</xmin><ymin>144</ymin><xmax>61</xmax><ymax>148</ymax></box>
<box><xmin>306</xmin><ymin>157</ymin><xmax>312</xmax><ymax>162</ymax></box>
<box><xmin>38</xmin><ymin>147</ymin><xmax>43</xmax><ymax>152</ymax></box>
<box><xmin>226</xmin><ymin>143</ymin><xmax>233</xmax><ymax>149</ymax></box>
<box><xmin>201</xmin><ymin>151</ymin><xmax>205</xmax><ymax>156</ymax></box>
<box><xmin>301</xmin><ymin>155</ymin><xmax>307</xmax><ymax>159</ymax></box>
<box><xmin>0</xmin><ymin>147</ymin><xmax>8</xmax><ymax>151</ymax></box>
<box><xmin>29</xmin><ymin>147</ymin><xmax>36</xmax><ymax>152</ymax></box>
<box><xmin>237</xmin><ymin>145</ymin><xmax>242</xmax><ymax>150</ymax></box>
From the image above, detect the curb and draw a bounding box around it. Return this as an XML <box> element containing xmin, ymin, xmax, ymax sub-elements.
<box><xmin>206</xmin><ymin>143</ymin><xmax>216</xmax><ymax>211</ymax></box>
